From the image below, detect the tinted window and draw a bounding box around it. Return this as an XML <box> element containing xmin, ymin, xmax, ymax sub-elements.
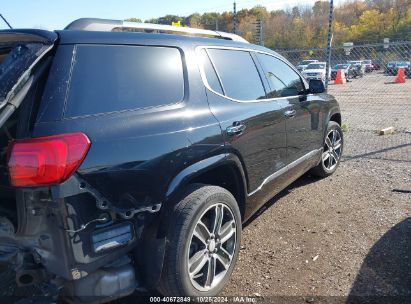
<box><xmin>257</xmin><ymin>53</ymin><xmax>305</xmax><ymax>98</ymax></box>
<box><xmin>199</xmin><ymin>49</ymin><xmax>223</xmax><ymax>94</ymax></box>
<box><xmin>207</xmin><ymin>49</ymin><xmax>266</xmax><ymax>101</ymax></box>
<box><xmin>65</xmin><ymin>45</ymin><xmax>184</xmax><ymax>117</ymax></box>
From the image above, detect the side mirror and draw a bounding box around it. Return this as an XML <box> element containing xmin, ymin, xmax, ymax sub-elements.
<box><xmin>309</xmin><ymin>79</ymin><xmax>325</xmax><ymax>94</ymax></box>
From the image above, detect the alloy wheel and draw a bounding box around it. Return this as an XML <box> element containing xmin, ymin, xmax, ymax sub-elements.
<box><xmin>322</xmin><ymin>129</ymin><xmax>342</xmax><ymax>171</ymax></box>
<box><xmin>187</xmin><ymin>203</ymin><xmax>237</xmax><ymax>291</ymax></box>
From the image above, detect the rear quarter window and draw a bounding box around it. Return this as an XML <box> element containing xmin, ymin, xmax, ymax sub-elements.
<box><xmin>65</xmin><ymin>45</ymin><xmax>184</xmax><ymax>118</ymax></box>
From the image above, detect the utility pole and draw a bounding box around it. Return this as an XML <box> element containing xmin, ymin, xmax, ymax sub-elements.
<box><xmin>0</xmin><ymin>14</ymin><xmax>12</xmax><ymax>29</ymax></box>
<box><xmin>254</xmin><ymin>18</ymin><xmax>263</xmax><ymax>46</ymax></box>
<box><xmin>233</xmin><ymin>2</ymin><xmax>237</xmax><ymax>34</ymax></box>
<box><xmin>324</xmin><ymin>0</ymin><xmax>334</xmax><ymax>90</ymax></box>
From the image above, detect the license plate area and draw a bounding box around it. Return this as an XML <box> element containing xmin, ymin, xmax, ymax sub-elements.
<box><xmin>91</xmin><ymin>222</ymin><xmax>134</xmax><ymax>253</ymax></box>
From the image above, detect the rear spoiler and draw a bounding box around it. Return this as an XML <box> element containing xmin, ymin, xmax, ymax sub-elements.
<box><xmin>0</xmin><ymin>30</ymin><xmax>57</xmax><ymax>128</ymax></box>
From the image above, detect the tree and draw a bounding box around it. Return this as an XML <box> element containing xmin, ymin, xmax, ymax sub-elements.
<box><xmin>188</xmin><ymin>13</ymin><xmax>202</xmax><ymax>28</ymax></box>
<box><xmin>292</xmin><ymin>6</ymin><xmax>301</xmax><ymax>19</ymax></box>
<box><xmin>157</xmin><ymin>15</ymin><xmax>182</xmax><ymax>25</ymax></box>
<box><xmin>125</xmin><ymin>17</ymin><xmax>142</xmax><ymax>23</ymax></box>
<box><xmin>133</xmin><ymin>1</ymin><xmax>411</xmax><ymax>49</ymax></box>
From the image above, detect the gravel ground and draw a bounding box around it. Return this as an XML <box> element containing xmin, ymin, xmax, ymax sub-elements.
<box><xmin>221</xmin><ymin>72</ymin><xmax>411</xmax><ymax>302</ymax></box>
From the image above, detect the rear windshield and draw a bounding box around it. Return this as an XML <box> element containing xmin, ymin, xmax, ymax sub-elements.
<box><xmin>0</xmin><ymin>43</ymin><xmax>46</xmax><ymax>105</ymax></box>
<box><xmin>65</xmin><ymin>45</ymin><xmax>184</xmax><ymax>118</ymax></box>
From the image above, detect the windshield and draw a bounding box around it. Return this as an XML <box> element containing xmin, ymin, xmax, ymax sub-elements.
<box><xmin>363</xmin><ymin>60</ymin><xmax>372</xmax><ymax>64</ymax></box>
<box><xmin>396</xmin><ymin>61</ymin><xmax>410</xmax><ymax>67</ymax></box>
<box><xmin>306</xmin><ymin>63</ymin><xmax>325</xmax><ymax>69</ymax></box>
<box><xmin>335</xmin><ymin>64</ymin><xmax>348</xmax><ymax>69</ymax></box>
<box><xmin>300</xmin><ymin>60</ymin><xmax>315</xmax><ymax>65</ymax></box>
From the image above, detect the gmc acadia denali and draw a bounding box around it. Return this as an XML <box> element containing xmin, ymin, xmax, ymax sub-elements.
<box><xmin>0</xmin><ymin>18</ymin><xmax>343</xmax><ymax>302</ymax></box>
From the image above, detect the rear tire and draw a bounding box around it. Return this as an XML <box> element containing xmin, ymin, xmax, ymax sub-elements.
<box><xmin>311</xmin><ymin>121</ymin><xmax>343</xmax><ymax>178</ymax></box>
<box><xmin>158</xmin><ymin>184</ymin><xmax>241</xmax><ymax>296</ymax></box>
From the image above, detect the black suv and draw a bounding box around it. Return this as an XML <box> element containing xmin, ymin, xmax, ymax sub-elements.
<box><xmin>0</xmin><ymin>18</ymin><xmax>343</xmax><ymax>302</ymax></box>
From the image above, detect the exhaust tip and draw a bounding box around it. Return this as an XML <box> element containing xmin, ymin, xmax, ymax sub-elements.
<box><xmin>17</xmin><ymin>273</ymin><xmax>34</xmax><ymax>285</ymax></box>
<box><xmin>16</xmin><ymin>268</ymin><xmax>46</xmax><ymax>286</ymax></box>
<box><xmin>18</xmin><ymin>273</ymin><xmax>34</xmax><ymax>285</ymax></box>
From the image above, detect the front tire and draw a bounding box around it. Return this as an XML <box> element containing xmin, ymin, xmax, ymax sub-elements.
<box><xmin>158</xmin><ymin>184</ymin><xmax>241</xmax><ymax>296</ymax></box>
<box><xmin>311</xmin><ymin>121</ymin><xmax>343</xmax><ymax>177</ymax></box>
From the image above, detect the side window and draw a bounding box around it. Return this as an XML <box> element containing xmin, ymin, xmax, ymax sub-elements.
<box><xmin>199</xmin><ymin>49</ymin><xmax>223</xmax><ymax>95</ymax></box>
<box><xmin>256</xmin><ymin>53</ymin><xmax>305</xmax><ymax>98</ymax></box>
<box><xmin>207</xmin><ymin>49</ymin><xmax>266</xmax><ymax>101</ymax></box>
<box><xmin>65</xmin><ymin>45</ymin><xmax>184</xmax><ymax>117</ymax></box>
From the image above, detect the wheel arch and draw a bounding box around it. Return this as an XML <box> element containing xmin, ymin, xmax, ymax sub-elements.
<box><xmin>324</xmin><ymin>107</ymin><xmax>342</xmax><ymax>138</ymax></box>
<box><xmin>329</xmin><ymin>112</ymin><xmax>341</xmax><ymax>126</ymax></box>
<box><xmin>165</xmin><ymin>153</ymin><xmax>248</xmax><ymax>220</ymax></box>
<box><xmin>139</xmin><ymin>154</ymin><xmax>248</xmax><ymax>290</ymax></box>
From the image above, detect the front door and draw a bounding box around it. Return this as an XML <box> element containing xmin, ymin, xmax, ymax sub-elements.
<box><xmin>198</xmin><ymin>47</ymin><xmax>288</xmax><ymax>197</ymax></box>
<box><xmin>254</xmin><ymin>53</ymin><xmax>323</xmax><ymax>164</ymax></box>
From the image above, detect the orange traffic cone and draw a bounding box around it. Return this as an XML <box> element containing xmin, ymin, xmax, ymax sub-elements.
<box><xmin>395</xmin><ymin>67</ymin><xmax>406</xmax><ymax>83</ymax></box>
<box><xmin>335</xmin><ymin>69</ymin><xmax>346</xmax><ymax>85</ymax></box>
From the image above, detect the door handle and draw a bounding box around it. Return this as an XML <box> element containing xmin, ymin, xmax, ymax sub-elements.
<box><xmin>284</xmin><ymin>110</ymin><xmax>297</xmax><ymax>118</ymax></box>
<box><xmin>226</xmin><ymin>122</ymin><xmax>246</xmax><ymax>136</ymax></box>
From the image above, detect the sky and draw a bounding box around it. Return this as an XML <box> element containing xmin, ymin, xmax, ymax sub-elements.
<box><xmin>1</xmin><ymin>0</ymin><xmax>345</xmax><ymax>30</ymax></box>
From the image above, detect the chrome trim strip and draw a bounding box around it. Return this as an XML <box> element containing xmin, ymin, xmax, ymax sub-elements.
<box><xmin>248</xmin><ymin>149</ymin><xmax>322</xmax><ymax>196</ymax></box>
<box><xmin>195</xmin><ymin>45</ymin><xmax>309</xmax><ymax>104</ymax></box>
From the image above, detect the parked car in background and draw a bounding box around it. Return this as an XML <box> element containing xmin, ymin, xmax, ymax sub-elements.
<box><xmin>386</xmin><ymin>61</ymin><xmax>411</xmax><ymax>75</ymax></box>
<box><xmin>386</xmin><ymin>61</ymin><xmax>398</xmax><ymax>75</ymax></box>
<box><xmin>302</xmin><ymin>62</ymin><xmax>330</xmax><ymax>82</ymax></box>
<box><xmin>396</xmin><ymin>61</ymin><xmax>411</xmax><ymax>75</ymax></box>
<box><xmin>0</xmin><ymin>19</ymin><xmax>343</xmax><ymax>302</ymax></box>
<box><xmin>372</xmin><ymin>59</ymin><xmax>382</xmax><ymax>70</ymax></box>
<box><xmin>331</xmin><ymin>63</ymin><xmax>355</xmax><ymax>80</ymax></box>
<box><xmin>296</xmin><ymin>59</ymin><xmax>319</xmax><ymax>72</ymax></box>
<box><xmin>406</xmin><ymin>65</ymin><xmax>411</xmax><ymax>78</ymax></box>
<box><xmin>348</xmin><ymin>60</ymin><xmax>365</xmax><ymax>78</ymax></box>
<box><xmin>362</xmin><ymin>60</ymin><xmax>374</xmax><ymax>73</ymax></box>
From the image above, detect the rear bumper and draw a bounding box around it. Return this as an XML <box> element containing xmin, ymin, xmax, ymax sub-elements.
<box><xmin>0</xmin><ymin>174</ymin><xmax>163</xmax><ymax>301</ymax></box>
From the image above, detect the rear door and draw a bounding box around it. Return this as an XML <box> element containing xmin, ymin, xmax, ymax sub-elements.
<box><xmin>0</xmin><ymin>30</ymin><xmax>56</xmax><ymax>128</ymax></box>
<box><xmin>255</xmin><ymin>53</ymin><xmax>323</xmax><ymax>164</ymax></box>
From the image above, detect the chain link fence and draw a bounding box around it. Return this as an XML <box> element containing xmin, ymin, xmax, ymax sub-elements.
<box><xmin>276</xmin><ymin>42</ymin><xmax>411</xmax><ymax>164</ymax></box>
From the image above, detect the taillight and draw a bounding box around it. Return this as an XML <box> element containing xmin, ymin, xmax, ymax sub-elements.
<box><xmin>7</xmin><ymin>132</ymin><xmax>91</xmax><ymax>187</ymax></box>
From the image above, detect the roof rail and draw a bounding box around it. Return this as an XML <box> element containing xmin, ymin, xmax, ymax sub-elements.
<box><xmin>64</xmin><ymin>18</ymin><xmax>249</xmax><ymax>43</ymax></box>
